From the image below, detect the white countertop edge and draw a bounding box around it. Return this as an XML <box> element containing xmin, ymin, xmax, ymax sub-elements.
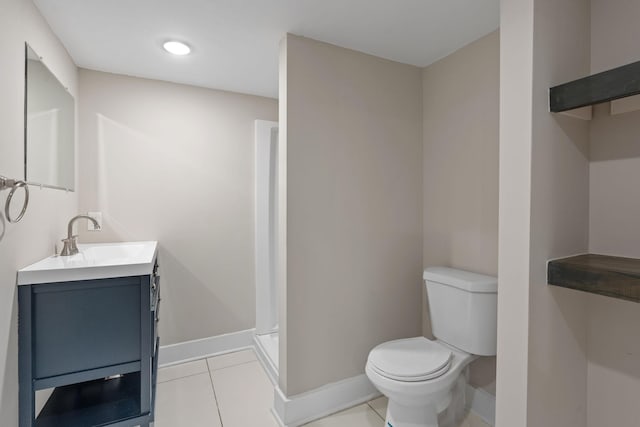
<box><xmin>17</xmin><ymin>241</ymin><xmax>158</xmax><ymax>286</ymax></box>
<box><xmin>17</xmin><ymin>262</ymin><xmax>155</xmax><ymax>285</ymax></box>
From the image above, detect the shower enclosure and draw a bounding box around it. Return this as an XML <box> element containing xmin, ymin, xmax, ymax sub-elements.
<box><xmin>254</xmin><ymin>120</ymin><xmax>279</xmax><ymax>381</ymax></box>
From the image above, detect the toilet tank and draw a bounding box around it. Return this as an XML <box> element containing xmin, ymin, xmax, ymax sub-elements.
<box><xmin>423</xmin><ymin>267</ymin><xmax>497</xmax><ymax>356</ymax></box>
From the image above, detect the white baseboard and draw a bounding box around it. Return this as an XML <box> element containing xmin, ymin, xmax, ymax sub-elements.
<box><xmin>254</xmin><ymin>335</ymin><xmax>279</xmax><ymax>385</ymax></box>
<box><xmin>466</xmin><ymin>384</ymin><xmax>496</xmax><ymax>426</ymax></box>
<box><xmin>271</xmin><ymin>377</ymin><xmax>495</xmax><ymax>427</ymax></box>
<box><xmin>272</xmin><ymin>374</ymin><xmax>380</xmax><ymax>427</ymax></box>
<box><xmin>158</xmin><ymin>328</ymin><xmax>255</xmax><ymax>367</ymax></box>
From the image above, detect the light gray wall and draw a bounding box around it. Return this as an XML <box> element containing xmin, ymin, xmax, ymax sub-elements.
<box><xmin>587</xmin><ymin>1</ymin><xmax>640</xmax><ymax>425</ymax></box>
<box><xmin>589</xmin><ymin>0</ymin><xmax>640</xmax><ymax>257</ymax></box>
<box><xmin>527</xmin><ymin>2</ymin><xmax>591</xmax><ymax>426</ymax></box>
<box><xmin>277</xmin><ymin>34</ymin><xmax>289</xmax><ymax>391</ymax></box>
<box><xmin>0</xmin><ymin>0</ymin><xmax>79</xmax><ymax>423</ymax></box>
<box><xmin>495</xmin><ymin>1</ymin><xmax>534</xmax><ymax>423</ymax></box>
<box><xmin>421</xmin><ymin>30</ymin><xmax>499</xmax><ymax>395</ymax></box>
<box><xmin>422</xmin><ymin>31</ymin><xmax>500</xmax><ymax>280</ymax></box>
<box><xmin>496</xmin><ymin>0</ymin><xmax>591</xmax><ymax>425</ymax></box>
<box><xmin>78</xmin><ymin>69</ymin><xmax>278</xmax><ymax>345</ymax></box>
<box><xmin>280</xmin><ymin>34</ymin><xmax>423</xmax><ymax>396</ymax></box>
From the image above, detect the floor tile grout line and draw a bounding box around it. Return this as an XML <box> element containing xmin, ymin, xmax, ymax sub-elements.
<box><xmin>158</xmin><ymin>350</ymin><xmax>256</xmax><ymax>369</ymax></box>
<box><xmin>366</xmin><ymin>402</ymin><xmax>385</xmax><ymax>422</ymax></box>
<box><xmin>159</xmin><ymin>356</ymin><xmax>257</xmax><ymax>377</ymax></box>
<box><xmin>207</xmin><ymin>359</ymin><xmax>259</xmax><ymax>373</ymax></box>
<box><xmin>157</xmin><ymin>370</ymin><xmax>210</xmax><ymax>384</ymax></box>
<box><xmin>209</xmin><ymin>358</ymin><xmax>279</xmax><ymax>427</ymax></box>
<box><xmin>206</xmin><ymin>358</ymin><xmax>226</xmax><ymax>427</ymax></box>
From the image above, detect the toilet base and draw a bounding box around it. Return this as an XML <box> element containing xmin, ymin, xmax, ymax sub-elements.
<box><xmin>385</xmin><ymin>400</ymin><xmax>439</xmax><ymax>427</ymax></box>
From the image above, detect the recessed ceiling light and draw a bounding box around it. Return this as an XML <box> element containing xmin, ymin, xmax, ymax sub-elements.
<box><xmin>163</xmin><ymin>41</ymin><xmax>191</xmax><ymax>56</ymax></box>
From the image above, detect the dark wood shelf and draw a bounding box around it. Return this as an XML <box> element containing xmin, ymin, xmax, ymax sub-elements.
<box><xmin>547</xmin><ymin>254</ymin><xmax>640</xmax><ymax>303</ymax></box>
<box><xmin>549</xmin><ymin>60</ymin><xmax>640</xmax><ymax>112</ymax></box>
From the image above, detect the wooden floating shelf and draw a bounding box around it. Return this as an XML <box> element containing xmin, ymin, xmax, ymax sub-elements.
<box><xmin>549</xmin><ymin>60</ymin><xmax>640</xmax><ymax>112</ymax></box>
<box><xmin>547</xmin><ymin>254</ymin><xmax>640</xmax><ymax>303</ymax></box>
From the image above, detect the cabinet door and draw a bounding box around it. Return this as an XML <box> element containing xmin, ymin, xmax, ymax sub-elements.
<box><xmin>33</xmin><ymin>277</ymin><xmax>141</xmax><ymax>379</ymax></box>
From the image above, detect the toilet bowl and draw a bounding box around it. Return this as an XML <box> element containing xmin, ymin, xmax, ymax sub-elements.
<box><xmin>366</xmin><ymin>337</ymin><xmax>475</xmax><ymax>427</ymax></box>
<box><xmin>365</xmin><ymin>267</ymin><xmax>498</xmax><ymax>427</ymax></box>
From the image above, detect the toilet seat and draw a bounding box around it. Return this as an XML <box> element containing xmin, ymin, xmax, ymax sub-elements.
<box><xmin>368</xmin><ymin>337</ymin><xmax>452</xmax><ymax>382</ymax></box>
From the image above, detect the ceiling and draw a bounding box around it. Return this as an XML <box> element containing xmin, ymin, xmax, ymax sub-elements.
<box><xmin>34</xmin><ymin>0</ymin><xmax>499</xmax><ymax>99</ymax></box>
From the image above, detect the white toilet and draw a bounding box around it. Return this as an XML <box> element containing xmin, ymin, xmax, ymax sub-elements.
<box><xmin>365</xmin><ymin>267</ymin><xmax>497</xmax><ymax>427</ymax></box>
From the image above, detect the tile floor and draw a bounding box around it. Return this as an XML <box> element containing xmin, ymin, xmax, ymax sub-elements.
<box><xmin>154</xmin><ymin>348</ymin><xmax>491</xmax><ymax>427</ymax></box>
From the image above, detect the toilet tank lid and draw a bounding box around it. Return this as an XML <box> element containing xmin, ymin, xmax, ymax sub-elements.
<box><xmin>423</xmin><ymin>267</ymin><xmax>497</xmax><ymax>293</ymax></box>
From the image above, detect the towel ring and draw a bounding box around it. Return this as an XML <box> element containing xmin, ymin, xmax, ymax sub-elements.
<box><xmin>0</xmin><ymin>176</ymin><xmax>30</xmax><ymax>223</ymax></box>
<box><xmin>6</xmin><ymin>181</ymin><xmax>29</xmax><ymax>223</ymax></box>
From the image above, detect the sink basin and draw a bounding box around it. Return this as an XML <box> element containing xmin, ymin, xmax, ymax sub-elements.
<box><xmin>81</xmin><ymin>242</ymin><xmax>148</xmax><ymax>262</ymax></box>
<box><xmin>18</xmin><ymin>241</ymin><xmax>158</xmax><ymax>285</ymax></box>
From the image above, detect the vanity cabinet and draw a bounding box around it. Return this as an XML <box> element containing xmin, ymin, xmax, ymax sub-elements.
<box><xmin>17</xmin><ymin>248</ymin><xmax>160</xmax><ymax>427</ymax></box>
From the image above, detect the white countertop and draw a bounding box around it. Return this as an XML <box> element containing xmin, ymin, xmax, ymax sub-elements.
<box><xmin>17</xmin><ymin>241</ymin><xmax>158</xmax><ymax>285</ymax></box>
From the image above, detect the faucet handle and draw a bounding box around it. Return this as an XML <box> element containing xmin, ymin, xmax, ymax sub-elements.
<box><xmin>60</xmin><ymin>236</ymin><xmax>79</xmax><ymax>256</ymax></box>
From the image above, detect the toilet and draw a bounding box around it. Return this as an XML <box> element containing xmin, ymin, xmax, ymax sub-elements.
<box><xmin>365</xmin><ymin>267</ymin><xmax>497</xmax><ymax>427</ymax></box>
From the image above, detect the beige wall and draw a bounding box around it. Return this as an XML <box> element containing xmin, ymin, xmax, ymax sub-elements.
<box><xmin>0</xmin><ymin>0</ymin><xmax>79</xmax><ymax>423</ymax></box>
<box><xmin>422</xmin><ymin>31</ymin><xmax>499</xmax><ymax>394</ymax></box>
<box><xmin>497</xmin><ymin>0</ymin><xmax>592</xmax><ymax>425</ymax></box>
<box><xmin>589</xmin><ymin>105</ymin><xmax>640</xmax><ymax>258</ymax></box>
<box><xmin>587</xmin><ymin>1</ymin><xmax>640</xmax><ymax>425</ymax></box>
<box><xmin>422</xmin><ymin>30</ymin><xmax>500</xmax><ymax>279</ymax></box>
<box><xmin>277</xmin><ymin>34</ymin><xmax>289</xmax><ymax>391</ymax></box>
<box><xmin>527</xmin><ymin>1</ymin><xmax>591</xmax><ymax>426</ymax></box>
<box><xmin>281</xmin><ymin>34</ymin><xmax>423</xmax><ymax>395</ymax></box>
<box><xmin>590</xmin><ymin>0</ymin><xmax>640</xmax><ymax>75</ymax></box>
<box><xmin>588</xmin><ymin>107</ymin><xmax>640</xmax><ymax>425</ymax></box>
<box><xmin>498</xmin><ymin>1</ymin><xmax>640</xmax><ymax>426</ymax></box>
<box><xmin>495</xmin><ymin>0</ymin><xmax>534</xmax><ymax>423</ymax></box>
<box><xmin>589</xmin><ymin>0</ymin><xmax>640</xmax><ymax>259</ymax></box>
<box><xmin>585</xmin><ymin>294</ymin><xmax>640</xmax><ymax>427</ymax></box>
<box><xmin>78</xmin><ymin>69</ymin><xmax>278</xmax><ymax>345</ymax></box>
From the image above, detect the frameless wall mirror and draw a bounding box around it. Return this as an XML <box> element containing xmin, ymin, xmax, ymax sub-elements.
<box><xmin>25</xmin><ymin>44</ymin><xmax>75</xmax><ymax>191</ymax></box>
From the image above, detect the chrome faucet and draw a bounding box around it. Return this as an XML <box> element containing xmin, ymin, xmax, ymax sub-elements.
<box><xmin>60</xmin><ymin>214</ymin><xmax>100</xmax><ymax>256</ymax></box>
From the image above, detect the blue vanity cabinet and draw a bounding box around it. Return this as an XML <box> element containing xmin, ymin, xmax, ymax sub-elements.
<box><xmin>18</xmin><ymin>266</ymin><xmax>160</xmax><ymax>427</ymax></box>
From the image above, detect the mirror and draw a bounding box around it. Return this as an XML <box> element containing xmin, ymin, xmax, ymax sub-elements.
<box><xmin>25</xmin><ymin>44</ymin><xmax>75</xmax><ymax>190</ymax></box>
